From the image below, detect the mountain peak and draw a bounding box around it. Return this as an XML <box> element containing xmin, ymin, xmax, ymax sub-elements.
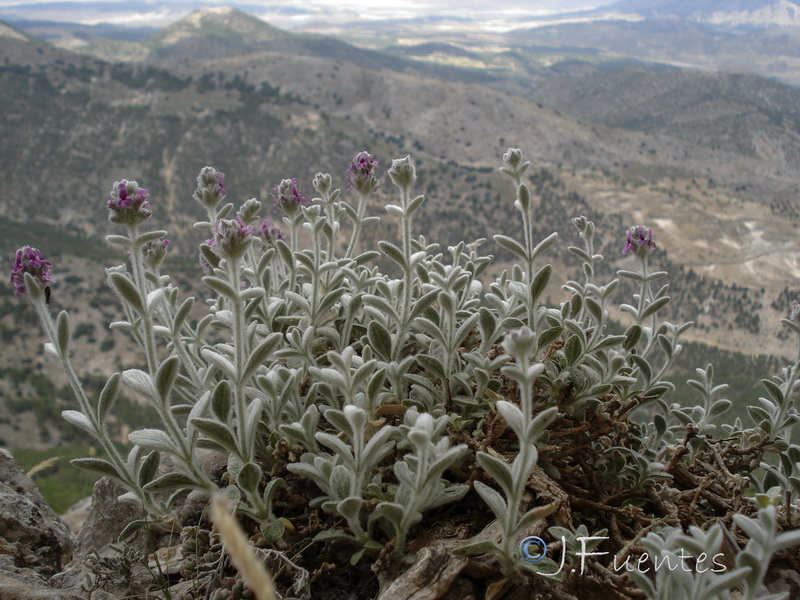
<box><xmin>151</xmin><ymin>6</ymin><xmax>288</xmax><ymax>48</ymax></box>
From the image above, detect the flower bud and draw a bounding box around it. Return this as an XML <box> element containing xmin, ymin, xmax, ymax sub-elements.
<box><xmin>388</xmin><ymin>155</ymin><xmax>416</xmax><ymax>190</ymax></box>
<box><xmin>503</xmin><ymin>326</ymin><xmax>537</xmax><ymax>359</ymax></box>
<box><xmin>500</xmin><ymin>147</ymin><xmax>530</xmax><ymax>182</ymax></box>
<box><xmin>312</xmin><ymin>172</ymin><xmax>332</xmax><ymax>195</ymax></box>
<box><xmin>193</xmin><ymin>166</ymin><xmax>226</xmax><ymax>209</ymax></box>
<box><xmin>237</xmin><ymin>198</ymin><xmax>262</xmax><ymax>226</ymax></box>
<box><xmin>143</xmin><ymin>239</ymin><xmax>169</xmax><ymax>270</ymax></box>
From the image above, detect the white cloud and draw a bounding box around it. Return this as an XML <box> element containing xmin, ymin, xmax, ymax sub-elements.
<box><xmin>0</xmin><ymin>0</ymin><xmax>612</xmax><ymax>31</ymax></box>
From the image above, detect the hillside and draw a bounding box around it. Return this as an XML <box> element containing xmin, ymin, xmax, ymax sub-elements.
<box><xmin>2</xmin><ymin>9</ymin><xmax>800</xmax><ymax>457</ymax></box>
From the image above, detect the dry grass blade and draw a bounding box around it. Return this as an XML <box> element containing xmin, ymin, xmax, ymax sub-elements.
<box><xmin>210</xmin><ymin>493</ymin><xmax>277</xmax><ymax>600</ymax></box>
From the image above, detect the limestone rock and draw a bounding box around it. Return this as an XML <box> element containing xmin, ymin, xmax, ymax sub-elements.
<box><xmin>0</xmin><ymin>448</ymin><xmax>73</xmax><ymax>579</ymax></box>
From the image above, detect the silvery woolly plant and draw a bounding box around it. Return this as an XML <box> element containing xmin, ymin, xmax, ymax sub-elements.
<box><xmin>10</xmin><ymin>146</ymin><xmax>800</xmax><ymax>599</ymax></box>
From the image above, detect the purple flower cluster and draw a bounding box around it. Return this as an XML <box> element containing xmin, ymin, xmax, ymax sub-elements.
<box><xmin>10</xmin><ymin>246</ymin><xmax>54</xmax><ymax>297</ymax></box>
<box><xmin>107</xmin><ymin>180</ymin><xmax>152</xmax><ymax>225</ymax></box>
<box><xmin>347</xmin><ymin>151</ymin><xmax>380</xmax><ymax>195</ymax></box>
<box><xmin>622</xmin><ymin>226</ymin><xmax>657</xmax><ymax>258</ymax></box>
<box><xmin>212</xmin><ymin>217</ymin><xmax>254</xmax><ymax>260</ymax></box>
<box><xmin>256</xmin><ymin>218</ymin><xmax>284</xmax><ymax>246</ymax></box>
<box><xmin>272</xmin><ymin>178</ymin><xmax>309</xmax><ymax>216</ymax></box>
<box><xmin>194</xmin><ymin>166</ymin><xmax>227</xmax><ymax>209</ymax></box>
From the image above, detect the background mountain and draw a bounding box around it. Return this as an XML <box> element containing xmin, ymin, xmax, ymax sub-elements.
<box><xmin>606</xmin><ymin>0</ymin><xmax>800</xmax><ymax>26</ymax></box>
<box><xmin>0</xmin><ymin>6</ymin><xmax>798</xmax><ymax>464</ymax></box>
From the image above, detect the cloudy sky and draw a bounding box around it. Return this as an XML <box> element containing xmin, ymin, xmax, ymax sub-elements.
<box><xmin>0</xmin><ymin>0</ymin><xmax>616</xmax><ymax>30</ymax></box>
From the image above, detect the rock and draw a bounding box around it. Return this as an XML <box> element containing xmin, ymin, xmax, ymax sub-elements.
<box><xmin>0</xmin><ymin>448</ymin><xmax>73</xmax><ymax>579</ymax></box>
<box><xmin>0</xmin><ymin>572</ymin><xmax>84</xmax><ymax>600</ymax></box>
<box><xmin>59</xmin><ymin>496</ymin><xmax>92</xmax><ymax>536</ymax></box>
<box><xmin>50</xmin><ymin>476</ymin><xmax>149</xmax><ymax>596</ymax></box>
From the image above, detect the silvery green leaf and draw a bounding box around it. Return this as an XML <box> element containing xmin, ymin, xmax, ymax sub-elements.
<box><xmin>316</xmin><ymin>433</ymin><xmax>355</xmax><ymax>468</ymax></box>
<box><xmin>276</xmin><ymin>239</ymin><xmax>293</xmax><ymax>268</ymax></box>
<box><xmin>62</xmin><ymin>410</ymin><xmax>95</xmax><ymax>435</ymax></box>
<box><xmin>261</xmin><ymin>520</ymin><xmax>285</xmax><ymax>544</ymax></box>
<box><xmin>146</xmin><ymin>288</ymin><xmax>164</xmax><ymax>312</ymax></box>
<box><xmin>241</xmin><ymin>333</ymin><xmax>281</xmax><ymax>384</ymax></box>
<box><xmin>474</xmin><ymin>481</ymin><xmax>508</xmax><ymax>519</ymax></box>
<box><xmin>97</xmin><ymin>373</ymin><xmax>121</xmax><ymax>422</ymax></box>
<box><xmin>477</xmin><ymin>452</ymin><xmax>514</xmax><ymax>498</ymax></box>
<box><xmin>494</xmin><ymin>234</ymin><xmax>527</xmax><ymax>260</ymax></box>
<box><xmin>137</xmin><ymin>450</ymin><xmax>160</xmax><ymax>488</ymax></box>
<box><xmin>641</xmin><ymin>296</ymin><xmax>670</xmax><ymax>320</ymax></box>
<box><xmin>515</xmin><ymin>501</ymin><xmax>559</xmax><ymax>533</ymax></box>
<box><xmin>71</xmin><ymin>457</ymin><xmax>120</xmax><ymax>479</ymax></box>
<box><xmin>497</xmin><ymin>401</ymin><xmax>525</xmax><ymax>439</ymax></box>
<box><xmin>128</xmin><ymin>428</ymin><xmax>178</xmax><ymax>454</ymax></box>
<box><xmin>123</xmin><ymin>369</ymin><xmax>156</xmax><ymax>400</ymax></box>
<box><xmin>155</xmin><ymin>356</ymin><xmax>180</xmax><ymax>400</ymax></box>
<box><xmin>362</xmin><ymin>427</ymin><xmax>396</xmax><ymax>468</ymax></box>
<box><xmin>537</xmin><ymin>326</ymin><xmax>563</xmax><ymax>353</ymax></box>
<box><xmin>564</xmin><ymin>334</ymin><xmax>583</xmax><ymax>365</ymax></box>
<box><xmin>211</xmin><ymin>380</ymin><xmax>232</xmax><ymax>421</ymax></box>
<box><xmin>407</xmin><ymin>194</ymin><xmax>425</xmax><ymax>215</ymax></box>
<box><xmin>623</xmin><ymin>325</ymin><xmax>642</xmax><ymax>350</ymax></box>
<box><xmin>23</xmin><ymin>273</ymin><xmax>42</xmax><ymax>301</ymax></box>
<box><xmin>201</xmin><ymin>349</ymin><xmax>237</xmax><ymax>380</ymax></box>
<box><xmin>367</xmin><ymin>321</ymin><xmax>393</xmax><ymax>361</ymax></box>
<box><xmin>422</xmin><ymin>446</ymin><xmax>469</xmax><ymax>490</ymax></box>
<box><xmin>312</xmin><ymin>367</ymin><xmax>346</xmax><ymax>389</ymax></box>
<box><xmin>733</xmin><ymin>514</ymin><xmax>769</xmax><ymax>547</ymax></box>
<box><xmin>244</xmin><ymin>398</ymin><xmax>264</xmax><ymax>447</ymax></box>
<box><xmin>106</xmin><ymin>234</ymin><xmax>131</xmax><ymax>246</ymax></box>
<box><xmin>44</xmin><ymin>343</ymin><xmax>59</xmax><ymax>358</ymax></box>
<box><xmin>527</xmin><ymin>406</ymin><xmax>558</xmax><ymax>443</ymax></box>
<box><xmin>314</xmin><ymin>529</ymin><xmax>358</xmax><ymax>543</ymax></box>
<box><xmin>203</xmin><ymin>276</ymin><xmax>237</xmax><ymax>300</ymax></box>
<box><xmin>240</xmin><ymin>287</ymin><xmax>265</xmax><ymax>301</ymax></box>
<box><xmin>190</xmin><ymin>418</ymin><xmax>239</xmax><ymax>455</ymax></box>
<box><xmin>530</xmin><ymin>265</ymin><xmax>551</xmax><ymax>305</ymax></box>
<box><xmin>385</xmin><ymin>204</ymin><xmax>404</xmax><ymax>217</ymax></box>
<box><xmin>336</xmin><ymin>496</ymin><xmax>364</xmax><ymax>522</ymax></box>
<box><xmin>173</xmin><ymin>297</ymin><xmax>194</xmax><ymax>332</ymax></box>
<box><xmin>330</xmin><ymin>464</ymin><xmax>354</xmax><ymax>500</ymax></box>
<box><xmin>323</xmin><ymin>408</ymin><xmax>354</xmax><ymax>438</ymax></box>
<box><xmin>144</xmin><ymin>472</ymin><xmax>198</xmax><ymax>493</ymax></box>
<box><xmin>703</xmin><ymin>567</ymin><xmax>753</xmax><ymax>597</ymax></box>
<box><xmin>617</xmin><ymin>269</ymin><xmax>645</xmax><ymax>282</ymax></box>
<box><xmin>56</xmin><ymin>311</ymin><xmax>69</xmax><ymax>355</ymax></box>
<box><xmin>108</xmin><ymin>272</ymin><xmax>144</xmax><ymax>313</ymax></box>
<box><xmin>531</xmin><ymin>232</ymin><xmax>558</xmax><ymax>261</ymax></box>
<box><xmin>409</xmin><ymin>288</ymin><xmax>440</xmax><ymax>320</ymax></box>
<box><xmin>109</xmin><ymin>321</ymin><xmax>133</xmax><ymax>333</ymax></box>
<box><xmin>416</xmin><ymin>354</ymin><xmax>445</xmax><ymax>380</ymax></box>
<box><xmin>138</xmin><ymin>230</ymin><xmax>168</xmax><ymax>244</ymax></box>
<box><xmin>762</xmin><ymin>379</ymin><xmax>784</xmax><ymax>404</ymax></box>
<box><xmin>378</xmin><ymin>240</ymin><xmax>407</xmax><ymax>270</ymax></box>
<box><xmin>374</xmin><ymin>501</ymin><xmax>405</xmax><ymax>531</ymax></box>
<box><xmin>237</xmin><ymin>462</ymin><xmax>262</xmax><ymax>495</ymax></box>
<box><xmin>118</xmin><ymin>519</ymin><xmax>152</xmax><ymax>541</ymax></box>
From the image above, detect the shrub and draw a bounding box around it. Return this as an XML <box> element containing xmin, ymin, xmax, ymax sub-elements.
<box><xmin>11</xmin><ymin>149</ymin><xmax>800</xmax><ymax>599</ymax></box>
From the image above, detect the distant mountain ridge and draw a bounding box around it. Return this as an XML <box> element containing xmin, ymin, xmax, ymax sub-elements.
<box><xmin>606</xmin><ymin>0</ymin><xmax>800</xmax><ymax>27</ymax></box>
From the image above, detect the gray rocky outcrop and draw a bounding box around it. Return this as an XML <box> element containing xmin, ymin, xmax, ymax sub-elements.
<box><xmin>0</xmin><ymin>448</ymin><xmax>80</xmax><ymax>599</ymax></box>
